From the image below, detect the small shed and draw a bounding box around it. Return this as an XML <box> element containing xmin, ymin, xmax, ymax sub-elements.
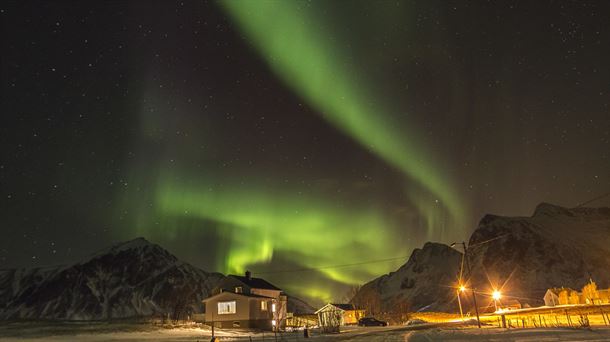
<box><xmin>315</xmin><ymin>303</ymin><xmax>366</xmax><ymax>333</ymax></box>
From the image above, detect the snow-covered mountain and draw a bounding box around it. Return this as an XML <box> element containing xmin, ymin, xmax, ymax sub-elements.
<box><xmin>0</xmin><ymin>237</ymin><xmax>314</xmax><ymax>320</ymax></box>
<box><xmin>0</xmin><ymin>238</ymin><xmax>224</xmax><ymax>320</ymax></box>
<box><xmin>352</xmin><ymin>203</ymin><xmax>610</xmax><ymax>313</ymax></box>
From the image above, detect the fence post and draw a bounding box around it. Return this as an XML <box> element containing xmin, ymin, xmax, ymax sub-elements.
<box><xmin>599</xmin><ymin>306</ymin><xmax>608</xmax><ymax>325</ymax></box>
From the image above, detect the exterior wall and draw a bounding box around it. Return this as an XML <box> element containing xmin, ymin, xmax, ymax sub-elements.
<box><xmin>599</xmin><ymin>290</ymin><xmax>610</xmax><ymax>303</ymax></box>
<box><xmin>204</xmin><ymin>292</ymin><xmax>281</xmax><ymax>330</ymax></box>
<box><xmin>558</xmin><ymin>290</ymin><xmax>569</xmax><ymax>305</ymax></box>
<box><xmin>582</xmin><ymin>282</ymin><xmax>599</xmax><ymax>304</ymax></box>
<box><xmin>251</xmin><ymin>288</ymin><xmax>281</xmax><ymax>299</ymax></box>
<box><xmin>568</xmin><ymin>291</ymin><xmax>580</xmax><ymax>305</ymax></box>
<box><xmin>544</xmin><ymin>291</ymin><xmax>559</xmax><ymax>306</ymax></box>
<box><xmin>342</xmin><ymin>309</ymin><xmax>366</xmax><ymax>324</ymax></box>
<box><xmin>249</xmin><ymin>298</ymin><xmax>273</xmax><ymax>320</ymax></box>
<box><xmin>204</xmin><ymin>292</ymin><xmax>252</xmax><ymax>323</ymax></box>
<box><xmin>317</xmin><ymin>308</ymin><xmax>342</xmax><ymax>333</ymax></box>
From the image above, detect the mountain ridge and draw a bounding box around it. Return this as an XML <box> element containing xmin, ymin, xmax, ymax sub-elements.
<box><xmin>0</xmin><ymin>237</ymin><xmax>314</xmax><ymax>320</ymax></box>
<box><xmin>353</xmin><ymin>203</ymin><xmax>610</xmax><ymax>313</ymax></box>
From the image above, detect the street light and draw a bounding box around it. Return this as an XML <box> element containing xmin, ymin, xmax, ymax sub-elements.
<box><xmin>451</xmin><ymin>241</ymin><xmax>481</xmax><ymax>329</ymax></box>
<box><xmin>492</xmin><ymin>290</ymin><xmax>501</xmax><ymax>312</ymax></box>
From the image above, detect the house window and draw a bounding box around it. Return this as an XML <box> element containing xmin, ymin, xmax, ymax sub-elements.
<box><xmin>218</xmin><ymin>301</ymin><xmax>236</xmax><ymax>315</ymax></box>
<box><xmin>271</xmin><ymin>303</ymin><xmax>276</xmax><ymax>313</ymax></box>
<box><xmin>261</xmin><ymin>301</ymin><xmax>268</xmax><ymax>311</ymax></box>
<box><xmin>235</xmin><ymin>286</ymin><xmax>243</xmax><ymax>293</ymax></box>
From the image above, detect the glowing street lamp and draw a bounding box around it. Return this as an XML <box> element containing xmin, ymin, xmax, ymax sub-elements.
<box><xmin>492</xmin><ymin>290</ymin><xmax>501</xmax><ymax>311</ymax></box>
<box><xmin>459</xmin><ymin>285</ymin><xmax>466</xmax><ymax>293</ymax></box>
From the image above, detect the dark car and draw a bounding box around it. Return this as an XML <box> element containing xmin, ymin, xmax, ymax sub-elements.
<box><xmin>358</xmin><ymin>317</ymin><xmax>388</xmax><ymax>327</ymax></box>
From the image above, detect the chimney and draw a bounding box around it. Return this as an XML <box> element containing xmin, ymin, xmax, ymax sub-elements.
<box><xmin>245</xmin><ymin>270</ymin><xmax>251</xmax><ymax>280</ymax></box>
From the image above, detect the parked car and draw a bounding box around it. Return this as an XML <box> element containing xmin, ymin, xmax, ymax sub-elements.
<box><xmin>358</xmin><ymin>317</ymin><xmax>388</xmax><ymax>327</ymax></box>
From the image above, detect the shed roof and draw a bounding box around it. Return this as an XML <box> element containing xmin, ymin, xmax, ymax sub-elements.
<box><xmin>315</xmin><ymin>303</ymin><xmax>357</xmax><ymax>314</ymax></box>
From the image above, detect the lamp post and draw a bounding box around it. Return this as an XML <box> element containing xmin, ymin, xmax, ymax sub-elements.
<box><xmin>451</xmin><ymin>241</ymin><xmax>481</xmax><ymax>328</ymax></box>
<box><xmin>457</xmin><ymin>285</ymin><xmax>465</xmax><ymax>320</ymax></box>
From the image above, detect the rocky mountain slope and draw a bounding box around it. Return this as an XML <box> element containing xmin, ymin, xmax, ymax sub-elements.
<box><xmin>468</xmin><ymin>203</ymin><xmax>610</xmax><ymax>306</ymax></box>
<box><xmin>0</xmin><ymin>238</ymin><xmax>224</xmax><ymax>320</ymax></box>
<box><xmin>352</xmin><ymin>242</ymin><xmax>462</xmax><ymax>313</ymax></box>
<box><xmin>352</xmin><ymin>203</ymin><xmax>610</xmax><ymax>313</ymax></box>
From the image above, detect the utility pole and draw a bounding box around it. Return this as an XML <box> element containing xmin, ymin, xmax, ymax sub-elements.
<box><xmin>456</xmin><ymin>288</ymin><xmax>464</xmax><ymax>320</ymax></box>
<box><xmin>462</xmin><ymin>242</ymin><xmax>481</xmax><ymax>328</ymax></box>
<box><xmin>451</xmin><ymin>241</ymin><xmax>481</xmax><ymax>328</ymax></box>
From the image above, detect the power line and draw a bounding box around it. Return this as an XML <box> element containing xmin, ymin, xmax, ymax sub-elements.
<box><xmin>252</xmin><ymin>235</ymin><xmax>508</xmax><ymax>276</ymax></box>
<box><xmin>468</xmin><ymin>234</ymin><xmax>509</xmax><ymax>249</ymax></box>
<box><xmin>252</xmin><ymin>255</ymin><xmax>410</xmax><ymax>275</ymax></box>
<box><xmin>575</xmin><ymin>191</ymin><xmax>610</xmax><ymax>208</ymax></box>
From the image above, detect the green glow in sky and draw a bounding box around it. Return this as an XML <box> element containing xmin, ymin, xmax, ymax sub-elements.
<box><xmin>124</xmin><ymin>2</ymin><xmax>468</xmax><ymax>304</ymax></box>
<box><xmin>221</xmin><ymin>1</ymin><xmax>466</xmax><ymax>238</ymax></box>
<box><xmin>155</xmin><ymin>179</ymin><xmax>401</xmax><ymax>289</ymax></box>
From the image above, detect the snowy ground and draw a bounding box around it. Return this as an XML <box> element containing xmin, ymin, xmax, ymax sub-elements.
<box><xmin>3</xmin><ymin>322</ymin><xmax>610</xmax><ymax>341</ymax></box>
<box><xmin>404</xmin><ymin>326</ymin><xmax>610</xmax><ymax>341</ymax></box>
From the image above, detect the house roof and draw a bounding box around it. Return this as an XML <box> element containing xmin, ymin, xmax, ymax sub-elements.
<box><xmin>546</xmin><ymin>287</ymin><xmax>578</xmax><ymax>295</ymax></box>
<box><xmin>229</xmin><ymin>274</ymin><xmax>282</xmax><ymax>291</ymax></box>
<box><xmin>331</xmin><ymin>303</ymin><xmax>355</xmax><ymax>311</ymax></box>
<box><xmin>314</xmin><ymin>303</ymin><xmax>356</xmax><ymax>314</ymax></box>
<box><xmin>202</xmin><ymin>291</ymin><xmax>273</xmax><ymax>302</ymax></box>
<box><xmin>545</xmin><ymin>288</ymin><xmax>562</xmax><ymax>295</ymax></box>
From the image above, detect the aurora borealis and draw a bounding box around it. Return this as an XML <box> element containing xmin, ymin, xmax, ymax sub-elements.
<box><xmin>220</xmin><ymin>1</ymin><xmax>465</xmax><ymax>239</ymax></box>
<box><xmin>2</xmin><ymin>1</ymin><xmax>610</xmax><ymax>305</ymax></box>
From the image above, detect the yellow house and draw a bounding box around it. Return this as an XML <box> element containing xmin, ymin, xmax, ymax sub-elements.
<box><xmin>544</xmin><ymin>280</ymin><xmax>610</xmax><ymax>307</ymax></box>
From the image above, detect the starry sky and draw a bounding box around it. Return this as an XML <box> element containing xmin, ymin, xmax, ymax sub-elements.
<box><xmin>1</xmin><ymin>1</ymin><xmax>609</xmax><ymax>305</ymax></box>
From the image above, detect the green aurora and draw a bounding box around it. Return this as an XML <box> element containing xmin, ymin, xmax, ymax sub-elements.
<box><xmin>219</xmin><ymin>1</ymin><xmax>466</xmax><ymax>235</ymax></box>
<box><xmin>124</xmin><ymin>1</ymin><xmax>468</xmax><ymax>303</ymax></box>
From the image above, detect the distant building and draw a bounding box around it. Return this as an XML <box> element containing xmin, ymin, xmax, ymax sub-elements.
<box><xmin>544</xmin><ymin>280</ymin><xmax>610</xmax><ymax>307</ymax></box>
<box><xmin>499</xmin><ymin>299</ymin><xmax>522</xmax><ymax>311</ymax></box>
<box><xmin>202</xmin><ymin>271</ymin><xmax>287</xmax><ymax>330</ymax></box>
<box><xmin>315</xmin><ymin>303</ymin><xmax>366</xmax><ymax>332</ymax></box>
<box><xmin>544</xmin><ymin>288</ymin><xmax>561</xmax><ymax>307</ymax></box>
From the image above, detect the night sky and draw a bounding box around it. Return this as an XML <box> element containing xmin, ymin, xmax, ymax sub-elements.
<box><xmin>2</xmin><ymin>1</ymin><xmax>609</xmax><ymax>305</ymax></box>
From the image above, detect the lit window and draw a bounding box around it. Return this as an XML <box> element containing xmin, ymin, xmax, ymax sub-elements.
<box><xmin>235</xmin><ymin>286</ymin><xmax>242</xmax><ymax>293</ymax></box>
<box><xmin>272</xmin><ymin>320</ymin><xmax>276</xmax><ymax>326</ymax></box>
<box><xmin>272</xmin><ymin>303</ymin><xmax>276</xmax><ymax>312</ymax></box>
<box><xmin>218</xmin><ymin>301</ymin><xmax>236</xmax><ymax>314</ymax></box>
<box><xmin>261</xmin><ymin>301</ymin><xmax>268</xmax><ymax>311</ymax></box>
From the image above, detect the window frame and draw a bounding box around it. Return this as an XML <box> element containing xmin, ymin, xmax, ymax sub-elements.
<box><xmin>217</xmin><ymin>300</ymin><xmax>236</xmax><ymax>315</ymax></box>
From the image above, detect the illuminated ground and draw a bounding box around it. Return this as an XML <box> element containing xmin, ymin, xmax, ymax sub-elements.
<box><xmin>3</xmin><ymin>322</ymin><xmax>610</xmax><ymax>341</ymax></box>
